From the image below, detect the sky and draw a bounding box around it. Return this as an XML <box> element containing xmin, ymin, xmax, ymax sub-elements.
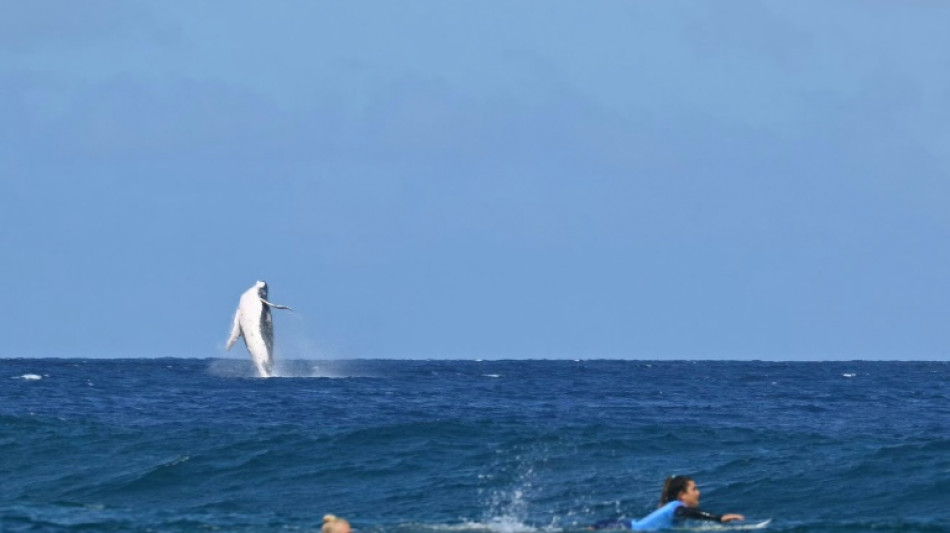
<box><xmin>1</xmin><ymin>1</ymin><xmax>948</xmax><ymax>360</ymax></box>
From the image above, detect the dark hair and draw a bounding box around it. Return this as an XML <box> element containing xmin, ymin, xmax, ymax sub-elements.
<box><xmin>659</xmin><ymin>475</ymin><xmax>694</xmax><ymax>506</ymax></box>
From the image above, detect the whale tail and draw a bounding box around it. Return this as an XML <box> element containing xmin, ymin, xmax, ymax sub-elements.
<box><xmin>225</xmin><ymin>308</ymin><xmax>242</xmax><ymax>350</ymax></box>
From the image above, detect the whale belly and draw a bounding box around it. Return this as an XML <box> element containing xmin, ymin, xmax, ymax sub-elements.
<box><xmin>237</xmin><ymin>294</ymin><xmax>274</xmax><ymax>377</ymax></box>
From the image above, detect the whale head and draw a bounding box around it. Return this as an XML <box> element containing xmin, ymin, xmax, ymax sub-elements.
<box><xmin>255</xmin><ymin>280</ymin><xmax>268</xmax><ymax>299</ymax></box>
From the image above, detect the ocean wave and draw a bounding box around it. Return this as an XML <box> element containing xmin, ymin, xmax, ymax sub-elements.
<box><xmin>1</xmin><ymin>360</ymin><xmax>948</xmax><ymax>532</ymax></box>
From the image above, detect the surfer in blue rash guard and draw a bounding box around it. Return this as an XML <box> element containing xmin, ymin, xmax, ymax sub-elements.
<box><xmin>591</xmin><ymin>475</ymin><xmax>744</xmax><ymax>530</ymax></box>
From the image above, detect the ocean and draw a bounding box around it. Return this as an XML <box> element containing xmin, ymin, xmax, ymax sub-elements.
<box><xmin>2</xmin><ymin>359</ymin><xmax>948</xmax><ymax>533</ymax></box>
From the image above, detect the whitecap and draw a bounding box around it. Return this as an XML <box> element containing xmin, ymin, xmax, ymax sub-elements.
<box><xmin>162</xmin><ymin>455</ymin><xmax>191</xmax><ymax>468</ymax></box>
<box><xmin>842</xmin><ymin>373</ymin><xmax>857</xmax><ymax>378</ymax></box>
<box><xmin>483</xmin><ymin>516</ymin><xmax>542</xmax><ymax>533</ymax></box>
<box><xmin>421</xmin><ymin>519</ymin><xmax>541</xmax><ymax>533</ymax></box>
<box><xmin>15</xmin><ymin>374</ymin><xmax>42</xmax><ymax>380</ymax></box>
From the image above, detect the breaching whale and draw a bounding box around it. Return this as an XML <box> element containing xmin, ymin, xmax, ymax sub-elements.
<box><xmin>226</xmin><ymin>281</ymin><xmax>292</xmax><ymax>377</ymax></box>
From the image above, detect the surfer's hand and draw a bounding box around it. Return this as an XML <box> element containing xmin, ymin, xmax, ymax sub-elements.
<box><xmin>721</xmin><ymin>514</ymin><xmax>744</xmax><ymax>523</ymax></box>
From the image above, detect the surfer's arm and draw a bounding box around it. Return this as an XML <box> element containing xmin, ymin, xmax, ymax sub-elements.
<box><xmin>260</xmin><ymin>298</ymin><xmax>292</xmax><ymax>310</ymax></box>
<box><xmin>226</xmin><ymin>309</ymin><xmax>242</xmax><ymax>350</ymax></box>
<box><xmin>675</xmin><ymin>507</ymin><xmax>744</xmax><ymax>523</ymax></box>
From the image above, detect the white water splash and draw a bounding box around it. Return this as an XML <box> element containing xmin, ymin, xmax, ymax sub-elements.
<box><xmin>207</xmin><ymin>358</ymin><xmax>258</xmax><ymax>378</ymax></box>
<box><xmin>272</xmin><ymin>359</ymin><xmax>363</xmax><ymax>378</ymax></box>
<box><xmin>483</xmin><ymin>514</ymin><xmax>539</xmax><ymax>533</ymax></box>
<box><xmin>207</xmin><ymin>358</ymin><xmax>369</xmax><ymax>379</ymax></box>
<box><xmin>400</xmin><ymin>521</ymin><xmax>543</xmax><ymax>533</ymax></box>
<box><xmin>479</xmin><ymin>457</ymin><xmax>547</xmax><ymax>533</ymax></box>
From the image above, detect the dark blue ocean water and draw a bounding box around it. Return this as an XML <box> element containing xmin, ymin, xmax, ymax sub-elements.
<box><xmin>2</xmin><ymin>359</ymin><xmax>948</xmax><ymax>533</ymax></box>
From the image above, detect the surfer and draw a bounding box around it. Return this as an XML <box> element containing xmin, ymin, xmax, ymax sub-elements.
<box><xmin>591</xmin><ymin>475</ymin><xmax>744</xmax><ymax>530</ymax></box>
<box><xmin>321</xmin><ymin>514</ymin><xmax>351</xmax><ymax>533</ymax></box>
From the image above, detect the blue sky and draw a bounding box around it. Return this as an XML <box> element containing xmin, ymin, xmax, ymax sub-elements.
<box><xmin>2</xmin><ymin>2</ymin><xmax>948</xmax><ymax>360</ymax></box>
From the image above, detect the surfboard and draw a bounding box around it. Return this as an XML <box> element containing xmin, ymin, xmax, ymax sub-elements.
<box><xmin>676</xmin><ymin>519</ymin><xmax>771</xmax><ymax>530</ymax></box>
<box><xmin>730</xmin><ymin>519</ymin><xmax>771</xmax><ymax>530</ymax></box>
<box><xmin>583</xmin><ymin>519</ymin><xmax>772</xmax><ymax>532</ymax></box>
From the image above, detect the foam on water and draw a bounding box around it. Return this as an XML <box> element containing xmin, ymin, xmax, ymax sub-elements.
<box><xmin>395</xmin><ymin>521</ymin><xmax>546</xmax><ymax>533</ymax></box>
<box><xmin>272</xmin><ymin>359</ymin><xmax>372</xmax><ymax>378</ymax></box>
<box><xmin>207</xmin><ymin>358</ymin><xmax>373</xmax><ymax>379</ymax></box>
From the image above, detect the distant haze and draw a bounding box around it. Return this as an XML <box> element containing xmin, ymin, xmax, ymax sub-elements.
<box><xmin>1</xmin><ymin>2</ymin><xmax>948</xmax><ymax>360</ymax></box>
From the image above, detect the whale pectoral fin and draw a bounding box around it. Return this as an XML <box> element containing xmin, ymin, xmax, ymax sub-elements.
<box><xmin>260</xmin><ymin>298</ymin><xmax>293</xmax><ymax>311</ymax></box>
<box><xmin>226</xmin><ymin>309</ymin><xmax>243</xmax><ymax>350</ymax></box>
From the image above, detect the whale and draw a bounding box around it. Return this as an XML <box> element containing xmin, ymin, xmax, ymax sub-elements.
<box><xmin>226</xmin><ymin>281</ymin><xmax>292</xmax><ymax>377</ymax></box>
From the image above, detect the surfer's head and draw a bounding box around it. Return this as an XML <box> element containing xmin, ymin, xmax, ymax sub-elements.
<box><xmin>660</xmin><ymin>475</ymin><xmax>699</xmax><ymax>507</ymax></box>
<box><xmin>321</xmin><ymin>515</ymin><xmax>351</xmax><ymax>533</ymax></box>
